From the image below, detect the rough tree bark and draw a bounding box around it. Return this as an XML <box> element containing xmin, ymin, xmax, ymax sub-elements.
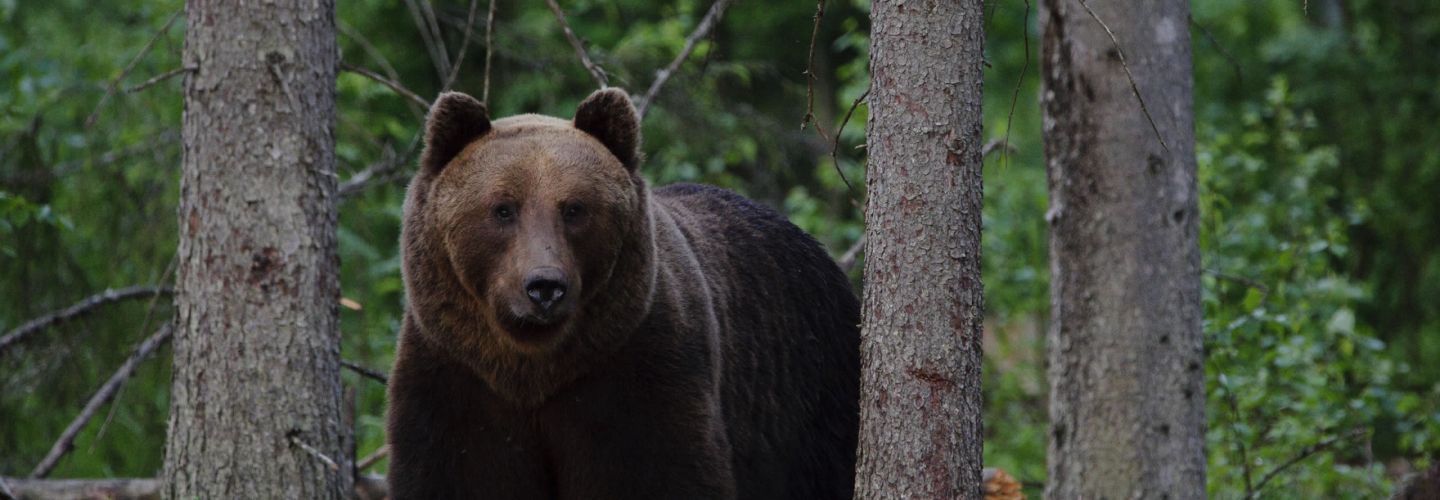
<box><xmin>1041</xmin><ymin>0</ymin><xmax>1206</xmax><ymax>498</ymax></box>
<box><xmin>163</xmin><ymin>1</ymin><xmax>349</xmax><ymax>498</ymax></box>
<box><xmin>854</xmin><ymin>0</ymin><xmax>986</xmax><ymax>498</ymax></box>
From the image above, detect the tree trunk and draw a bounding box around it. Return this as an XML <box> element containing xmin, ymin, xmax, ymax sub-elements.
<box><xmin>163</xmin><ymin>1</ymin><xmax>348</xmax><ymax>498</ymax></box>
<box><xmin>1040</xmin><ymin>0</ymin><xmax>1205</xmax><ymax>498</ymax></box>
<box><xmin>854</xmin><ymin>1</ymin><xmax>986</xmax><ymax>498</ymax></box>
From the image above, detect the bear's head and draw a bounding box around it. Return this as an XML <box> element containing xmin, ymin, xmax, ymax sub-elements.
<box><xmin>401</xmin><ymin>88</ymin><xmax>657</xmax><ymax>406</ymax></box>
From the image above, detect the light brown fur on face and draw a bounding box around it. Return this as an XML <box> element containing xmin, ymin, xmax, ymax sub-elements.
<box><xmin>429</xmin><ymin>116</ymin><xmax>637</xmax><ymax>351</ymax></box>
<box><xmin>400</xmin><ymin>91</ymin><xmax>658</xmax><ymax>406</ymax></box>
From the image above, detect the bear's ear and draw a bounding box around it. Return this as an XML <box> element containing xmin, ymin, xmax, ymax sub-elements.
<box><xmin>573</xmin><ymin>88</ymin><xmax>642</xmax><ymax>172</ymax></box>
<box><xmin>421</xmin><ymin>92</ymin><xmax>491</xmax><ymax>174</ymax></box>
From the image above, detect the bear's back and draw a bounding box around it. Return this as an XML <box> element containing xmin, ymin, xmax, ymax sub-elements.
<box><xmin>654</xmin><ymin>183</ymin><xmax>861</xmax><ymax>500</ymax></box>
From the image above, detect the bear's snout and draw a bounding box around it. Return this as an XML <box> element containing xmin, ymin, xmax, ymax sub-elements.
<box><xmin>523</xmin><ymin>267</ymin><xmax>570</xmax><ymax>313</ymax></box>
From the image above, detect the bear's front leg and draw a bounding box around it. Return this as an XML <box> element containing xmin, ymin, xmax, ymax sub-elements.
<box><xmin>537</xmin><ymin>360</ymin><xmax>737</xmax><ymax>500</ymax></box>
<box><xmin>386</xmin><ymin>317</ymin><xmax>552</xmax><ymax>500</ymax></box>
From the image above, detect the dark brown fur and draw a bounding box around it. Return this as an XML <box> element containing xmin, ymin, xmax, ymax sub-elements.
<box><xmin>387</xmin><ymin>89</ymin><xmax>860</xmax><ymax>499</ymax></box>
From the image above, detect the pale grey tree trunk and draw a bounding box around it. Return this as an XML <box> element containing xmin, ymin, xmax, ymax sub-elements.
<box><xmin>163</xmin><ymin>1</ymin><xmax>348</xmax><ymax>498</ymax></box>
<box><xmin>854</xmin><ymin>0</ymin><xmax>986</xmax><ymax>498</ymax></box>
<box><xmin>1041</xmin><ymin>0</ymin><xmax>1205</xmax><ymax>498</ymax></box>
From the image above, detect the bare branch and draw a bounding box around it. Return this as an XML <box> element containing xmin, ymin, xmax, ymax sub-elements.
<box><xmin>403</xmin><ymin>0</ymin><xmax>452</xmax><ymax>82</ymax></box>
<box><xmin>1075</xmin><ymin>0</ymin><xmax>1170</xmax><ymax>153</ymax></box>
<box><xmin>1218</xmin><ymin>375</ymin><xmax>1257</xmax><ymax>496</ymax></box>
<box><xmin>0</xmin><ymin>286</ymin><xmax>173</xmax><ymax>357</ymax></box>
<box><xmin>339</xmin><ymin>21</ymin><xmax>404</xmax><ymax>85</ymax></box>
<box><xmin>1001</xmin><ymin>0</ymin><xmax>1032</xmax><ymax>167</ymax></box>
<box><xmin>30</xmin><ymin>325</ymin><xmax>174</xmax><ymax>479</ymax></box>
<box><xmin>635</xmin><ymin>0</ymin><xmax>734</xmax><ymax>118</ymax></box>
<box><xmin>358</xmin><ymin>445</ymin><xmax>390</xmax><ymax>472</ymax></box>
<box><xmin>800</xmin><ymin>0</ymin><xmax>828</xmax><ymax>137</ymax></box>
<box><xmin>0</xmin><ymin>476</ymin><xmax>388</xmax><ymax>500</ymax></box>
<box><xmin>339</xmin><ymin>132</ymin><xmax>424</xmax><ymax>199</ymax></box>
<box><xmin>286</xmin><ymin>432</ymin><xmax>341</xmax><ymax>473</ymax></box>
<box><xmin>981</xmin><ymin>138</ymin><xmax>1017</xmax><ymax>158</ymax></box>
<box><xmin>545</xmin><ymin>0</ymin><xmax>609</xmax><ymax>89</ymax></box>
<box><xmin>341</xmin><ymin>359</ymin><xmax>391</xmax><ymax>385</ymax></box>
<box><xmin>339</xmin><ymin>62</ymin><xmax>432</xmax><ymax>111</ymax></box>
<box><xmin>1190</xmin><ymin>14</ymin><xmax>1243</xmax><ymax>85</ymax></box>
<box><xmin>828</xmin><ymin>87</ymin><xmax>868</xmax><ymax>200</ymax></box>
<box><xmin>442</xmin><ymin>0</ymin><xmax>482</xmax><ymax>91</ymax></box>
<box><xmin>1245</xmin><ymin>428</ymin><xmax>1368</xmax><ymax>499</ymax></box>
<box><xmin>51</xmin><ymin>131</ymin><xmax>181</xmax><ymax>178</ymax></box>
<box><xmin>86</xmin><ymin>9</ymin><xmax>183</xmax><ymax>128</ymax></box>
<box><xmin>124</xmin><ymin>66</ymin><xmax>193</xmax><ymax>94</ymax></box>
<box><xmin>836</xmin><ymin>235</ymin><xmax>866</xmax><ymax>273</ymax></box>
<box><xmin>0</xmin><ymin>478</ymin><xmax>159</xmax><ymax>500</ymax></box>
<box><xmin>482</xmin><ymin>0</ymin><xmax>498</xmax><ymax>107</ymax></box>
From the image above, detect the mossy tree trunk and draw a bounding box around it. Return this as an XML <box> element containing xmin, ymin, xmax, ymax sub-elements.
<box><xmin>1041</xmin><ymin>0</ymin><xmax>1206</xmax><ymax>497</ymax></box>
<box><xmin>854</xmin><ymin>0</ymin><xmax>986</xmax><ymax>498</ymax></box>
<box><xmin>163</xmin><ymin>0</ymin><xmax>349</xmax><ymax>498</ymax></box>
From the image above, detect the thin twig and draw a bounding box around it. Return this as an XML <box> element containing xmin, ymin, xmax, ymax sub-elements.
<box><xmin>341</xmin><ymin>359</ymin><xmax>391</xmax><ymax>385</ymax></box>
<box><xmin>403</xmin><ymin>0</ymin><xmax>451</xmax><ymax>82</ymax></box>
<box><xmin>635</xmin><ymin>0</ymin><xmax>734</xmax><ymax>118</ymax></box>
<box><xmin>545</xmin><ymin>0</ymin><xmax>609</xmax><ymax>89</ymax></box>
<box><xmin>358</xmin><ymin>445</ymin><xmax>390</xmax><ymax>472</ymax></box>
<box><xmin>1001</xmin><ymin>0</ymin><xmax>1032</xmax><ymax>167</ymax></box>
<box><xmin>339</xmin><ymin>131</ymin><xmax>424</xmax><ymax>199</ymax></box>
<box><xmin>1245</xmin><ymin>428</ymin><xmax>1368</xmax><ymax>499</ymax></box>
<box><xmin>836</xmin><ymin>235</ymin><xmax>866</xmax><ymax>272</ymax></box>
<box><xmin>339</xmin><ymin>21</ymin><xmax>404</xmax><ymax>85</ymax></box>
<box><xmin>481</xmin><ymin>0</ymin><xmax>498</xmax><ymax>107</ymax></box>
<box><xmin>1075</xmin><ymin>0</ymin><xmax>1170</xmax><ymax>153</ymax></box>
<box><xmin>30</xmin><ymin>325</ymin><xmax>174</xmax><ymax>478</ymax></box>
<box><xmin>417</xmin><ymin>0</ymin><xmax>452</xmax><ymax>76</ymax></box>
<box><xmin>287</xmin><ymin>432</ymin><xmax>341</xmax><ymax>473</ymax></box>
<box><xmin>0</xmin><ymin>476</ymin><xmax>15</xmax><ymax>500</ymax></box>
<box><xmin>124</xmin><ymin>66</ymin><xmax>192</xmax><ymax>94</ymax></box>
<box><xmin>799</xmin><ymin>0</ymin><xmax>828</xmax><ymax>138</ymax></box>
<box><xmin>340</xmin><ymin>62</ymin><xmax>432</xmax><ymax>111</ymax></box>
<box><xmin>1190</xmin><ymin>14</ymin><xmax>1243</xmax><ymax>86</ymax></box>
<box><xmin>0</xmin><ymin>286</ymin><xmax>173</xmax><ymax>357</ymax></box>
<box><xmin>442</xmin><ymin>0</ymin><xmax>482</xmax><ymax>91</ymax></box>
<box><xmin>1205</xmin><ymin>268</ymin><xmax>1271</xmax><ymax>305</ymax></box>
<box><xmin>828</xmin><ymin>87</ymin><xmax>868</xmax><ymax>200</ymax></box>
<box><xmin>51</xmin><ymin>130</ymin><xmax>180</xmax><ymax>178</ymax></box>
<box><xmin>86</xmin><ymin>9</ymin><xmax>183</xmax><ymax>128</ymax></box>
<box><xmin>981</xmin><ymin>138</ymin><xmax>1017</xmax><ymax>158</ymax></box>
<box><xmin>1219</xmin><ymin>376</ymin><xmax>1257</xmax><ymax>496</ymax></box>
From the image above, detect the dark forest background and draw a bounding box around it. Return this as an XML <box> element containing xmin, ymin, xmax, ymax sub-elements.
<box><xmin>2</xmin><ymin>0</ymin><xmax>1437</xmax><ymax>496</ymax></box>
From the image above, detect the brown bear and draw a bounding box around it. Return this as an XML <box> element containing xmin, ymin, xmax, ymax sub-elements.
<box><xmin>386</xmin><ymin>88</ymin><xmax>860</xmax><ymax>499</ymax></box>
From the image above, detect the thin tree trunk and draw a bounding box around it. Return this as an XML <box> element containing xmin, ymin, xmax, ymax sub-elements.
<box><xmin>163</xmin><ymin>1</ymin><xmax>348</xmax><ymax>498</ymax></box>
<box><xmin>854</xmin><ymin>0</ymin><xmax>986</xmax><ymax>498</ymax></box>
<box><xmin>1041</xmin><ymin>0</ymin><xmax>1205</xmax><ymax>497</ymax></box>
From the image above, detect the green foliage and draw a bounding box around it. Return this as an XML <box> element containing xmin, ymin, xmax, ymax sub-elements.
<box><xmin>1199</xmin><ymin>77</ymin><xmax>1438</xmax><ymax>497</ymax></box>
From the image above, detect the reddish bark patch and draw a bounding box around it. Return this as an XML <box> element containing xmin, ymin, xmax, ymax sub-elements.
<box><xmin>906</xmin><ymin>367</ymin><xmax>956</xmax><ymax>390</ymax></box>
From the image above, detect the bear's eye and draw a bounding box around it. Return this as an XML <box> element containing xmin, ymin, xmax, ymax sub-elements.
<box><xmin>562</xmin><ymin>203</ymin><xmax>586</xmax><ymax>223</ymax></box>
<box><xmin>492</xmin><ymin>203</ymin><xmax>516</xmax><ymax>222</ymax></box>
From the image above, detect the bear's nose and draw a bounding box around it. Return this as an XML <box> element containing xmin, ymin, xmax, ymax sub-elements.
<box><xmin>523</xmin><ymin>268</ymin><xmax>569</xmax><ymax>312</ymax></box>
